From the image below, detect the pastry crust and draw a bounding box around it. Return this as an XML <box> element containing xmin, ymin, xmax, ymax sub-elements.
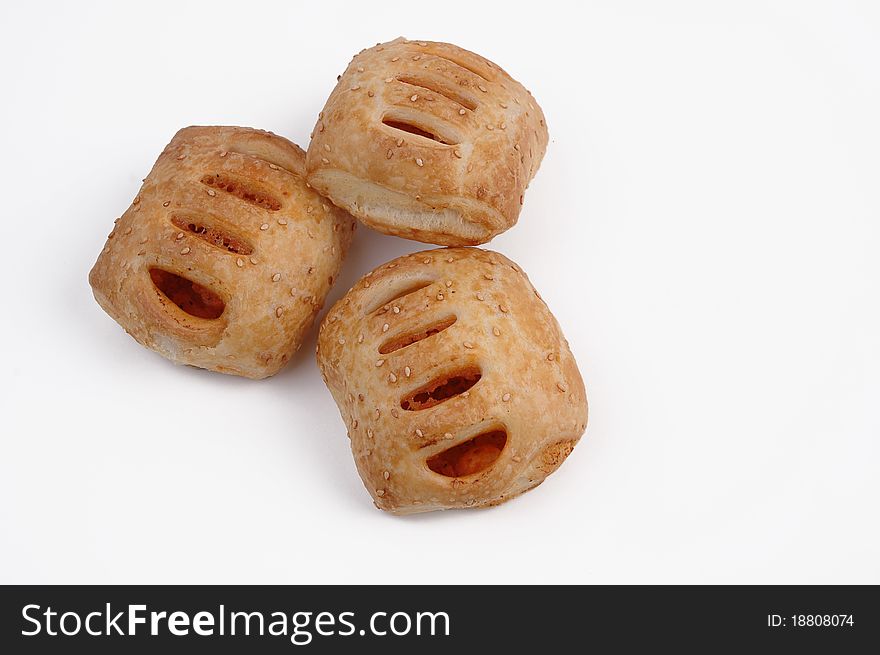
<box><xmin>316</xmin><ymin>248</ymin><xmax>587</xmax><ymax>514</ymax></box>
<box><xmin>89</xmin><ymin>126</ymin><xmax>356</xmax><ymax>379</ymax></box>
<box><xmin>306</xmin><ymin>38</ymin><xmax>548</xmax><ymax>247</ymax></box>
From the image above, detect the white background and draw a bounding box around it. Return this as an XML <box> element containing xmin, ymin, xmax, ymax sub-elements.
<box><xmin>1</xmin><ymin>1</ymin><xmax>878</xmax><ymax>584</ymax></box>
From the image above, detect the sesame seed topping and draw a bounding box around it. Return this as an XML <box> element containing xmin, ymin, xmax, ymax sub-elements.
<box><xmin>412</xmin><ymin>55</ymin><xmax>421</xmax><ymax>61</ymax></box>
<box><xmin>486</xmin><ymin>124</ymin><xmax>494</xmax><ymax>130</ymax></box>
<box><xmin>206</xmin><ymin>189</ymin><xmax>216</xmax><ymax>197</ymax></box>
<box><xmin>493</xmin><ymin>327</ymin><xmax>501</xmax><ymax>336</ymax></box>
<box><xmin>410</xmin><ymin>94</ymin><xmax>418</xmax><ymax>102</ymax></box>
<box><xmin>463</xmin><ymin>341</ymin><xmax>474</xmax><ymax>349</ymax></box>
<box><xmin>374</xmin><ymin>409</ymin><xmax>380</xmax><ymax>419</ymax></box>
<box><xmin>391</xmin><ymin>409</ymin><xmax>399</xmax><ymax>418</ymax></box>
<box><xmin>318</xmin><ymin>123</ymin><xmax>325</xmax><ymax>132</ymax></box>
<box><xmin>392</xmin><ymin>306</ymin><xmax>400</xmax><ymax>314</ymax></box>
<box><xmin>272</xmin><ymin>273</ymin><xmax>281</xmax><ymax>282</ymax></box>
<box><xmin>276</xmin><ymin>307</ymin><xmax>284</xmax><ymax>317</ymax></box>
<box><xmin>547</xmin><ymin>353</ymin><xmax>555</xmax><ymax>361</ymax></box>
<box><xmin>162</xmin><ymin>200</ymin><xmax>170</xmax><ymax>207</ymax></box>
<box><xmin>500</xmin><ymin>102</ymin><xmax>508</xmax><ymax>108</ymax></box>
<box><xmin>383</xmin><ymin>470</ymin><xmax>390</xmax><ymax>480</ymax></box>
<box><xmin>367</xmin><ymin>428</ymin><xmax>374</xmax><ymax>438</ymax></box>
<box><xmin>351</xmin><ymin>84</ymin><xmax>361</xmax><ymax>90</ymax></box>
<box><xmin>269</xmin><ymin>163</ymin><xmax>280</xmax><ymax>170</ymax></box>
<box><xmin>220</xmin><ymin>150</ymin><xmax>228</xmax><ymax>157</ymax></box>
<box><xmin>476</xmin><ymin>292</ymin><xmax>484</xmax><ymax>301</ymax></box>
<box><xmin>484</xmin><ymin>273</ymin><xmax>494</xmax><ymax>280</ymax></box>
<box><xmin>368</xmin><ymin>91</ymin><xmax>374</xmax><ymax>97</ymax></box>
<box><xmin>358</xmin><ymin>333</ymin><xmax>364</xmax><ymax>344</ymax></box>
<box><xmin>382</xmin><ymin>323</ymin><xmax>389</xmax><ymax>333</ymax></box>
<box><xmin>321</xmin><ymin>157</ymin><xmax>330</xmax><ymax>164</ymax></box>
<box><xmin>391</xmin><ymin>56</ymin><xmax>400</xmax><ymax>62</ymax></box>
<box><xmin>278</xmin><ymin>218</ymin><xmax>288</xmax><ymax>225</ymax></box>
<box><xmin>416</xmin><ymin>429</ymin><xmax>423</xmax><ymax>437</ymax></box>
<box><xmin>423</xmin><ymin>257</ymin><xmax>432</xmax><ymax>264</ymax></box>
<box><xmin>557</xmin><ymin>383</ymin><xmax>567</xmax><ymax>392</ymax></box>
<box><xmin>502</xmin><ymin>393</ymin><xmax>511</xmax><ymax>402</ymax></box>
<box><xmin>338</xmin><ymin>337</ymin><xmax>346</xmax><ymax>345</ymax></box>
<box><xmin>396</xmin><ymin>138</ymin><xmax>404</xmax><ymax>147</ymax></box>
<box><xmin>324</xmin><ymin>144</ymin><xmax>331</xmax><ymax>152</ymax></box>
<box><xmin>499</xmin><ymin>304</ymin><xmax>509</xmax><ymax>313</ymax></box>
<box><xmin>478</xmin><ymin>85</ymin><xmax>488</xmax><ymax>92</ymax></box>
<box><xmin>376</xmin><ymin>489</ymin><xmax>385</xmax><ymax>497</ymax></box>
<box><xmin>453</xmin><ymin>149</ymin><xmax>462</xmax><ymax>158</ymax></box>
<box><xmin>236</xmin><ymin>258</ymin><xmax>244</xmax><ymax>267</ymax></box>
<box><xmin>388</xmin><ymin>373</ymin><xmax>397</xmax><ymax>383</ymax></box>
<box><xmin>385</xmin><ymin>77</ymin><xmax>393</xmax><ymax>83</ymax></box>
<box><xmin>445</xmin><ymin>280</ymin><xmax>453</xmax><ymax>287</ymax></box>
<box><xmin>512</xmin><ymin>455</ymin><xmax>522</xmax><ymax>462</ymax></box>
<box><xmin>250</xmin><ymin>257</ymin><xmax>258</xmax><ymax>264</ymax></box>
<box><xmin>404</xmin><ymin>366</ymin><xmax>411</xmax><ymax>377</ymax></box>
<box><xmin>459</xmin><ymin>108</ymin><xmax>467</xmax><ymax>115</ymax></box>
<box><xmin>376</xmin><ymin>359</ymin><xmax>385</xmax><ymax>367</ymax></box>
<box><xmin>416</xmin><ymin>157</ymin><xmax>424</xmax><ymax>166</ymax></box>
<box><xmin>386</xmin><ymin>149</ymin><xmax>393</xmax><ymax>159</ymax></box>
<box><xmin>260</xmin><ymin>223</ymin><xmax>269</xmax><ymax>231</ymax></box>
<box><xmin>176</xmin><ymin>154</ymin><xmax>186</xmax><ymax>160</ymax></box>
<box><xmin>444</xmin><ymin>432</ymin><xmax>454</xmax><ymax>440</ymax></box>
<box><xmin>436</xmin><ymin>293</ymin><xmax>444</xmax><ymax>300</ymax></box>
<box><xmin>357</xmin><ymin>66</ymin><xmax>364</xmax><ymax>72</ymax></box>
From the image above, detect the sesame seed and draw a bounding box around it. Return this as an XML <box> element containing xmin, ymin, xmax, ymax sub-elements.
<box><xmin>391</xmin><ymin>409</ymin><xmax>399</xmax><ymax>418</ymax></box>
<box><xmin>352</xmin><ymin>419</ymin><xmax>358</xmax><ymax>429</ymax></box>
<box><xmin>321</xmin><ymin>157</ymin><xmax>329</xmax><ymax>164</ymax></box>
<box><xmin>547</xmin><ymin>353</ymin><xmax>555</xmax><ymax>361</ymax></box>
<box><xmin>176</xmin><ymin>154</ymin><xmax>186</xmax><ymax>160</ymax></box>
<box><xmin>351</xmin><ymin>84</ymin><xmax>361</xmax><ymax>90</ymax></box>
<box><xmin>463</xmin><ymin>341</ymin><xmax>474</xmax><ymax>349</ymax></box>
<box><xmin>180</xmin><ymin>247</ymin><xmax>190</xmax><ymax>254</ymax></box>
<box><xmin>502</xmin><ymin>393</ymin><xmax>511</xmax><ymax>402</ymax></box>
<box><xmin>276</xmin><ymin>307</ymin><xmax>284</xmax><ymax>317</ymax></box>
<box><xmin>499</xmin><ymin>304</ymin><xmax>509</xmax><ymax>313</ymax></box>
<box><xmin>236</xmin><ymin>258</ymin><xmax>244</xmax><ymax>267</ymax></box>
<box><xmin>512</xmin><ymin>455</ymin><xmax>522</xmax><ymax>462</ymax></box>
<box><xmin>389</xmin><ymin>373</ymin><xmax>397</xmax><ymax>383</ymax></box>
<box><xmin>444</xmin><ymin>432</ymin><xmax>453</xmax><ymax>439</ymax></box>
<box><xmin>338</xmin><ymin>337</ymin><xmax>346</xmax><ymax>345</ymax></box>
<box><xmin>514</xmin><ymin>143</ymin><xmax>521</xmax><ymax>151</ymax></box>
<box><xmin>404</xmin><ymin>366</ymin><xmax>411</xmax><ymax>377</ymax></box>
<box><xmin>392</xmin><ymin>306</ymin><xmax>400</xmax><ymax>314</ymax></box>
<box><xmin>272</xmin><ymin>273</ymin><xmax>281</xmax><ymax>282</ymax></box>
<box><xmin>423</xmin><ymin>257</ymin><xmax>432</xmax><ymax>264</ymax></box>
<box><xmin>437</xmin><ymin>293</ymin><xmax>444</xmax><ymax>300</ymax></box>
<box><xmin>175</xmin><ymin>232</ymin><xmax>184</xmax><ymax>240</ymax></box>
<box><xmin>260</xmin><ymin>223</ymin><xmax>269</xmax><ymax>231</ymax></box>
<box><xmin>318</xmin><ymin>123</ymin><xmax>325</xmax><ymax>132</ymax></box>
<box><xmin>484</xmin><ymin>273</ymin><xmax>494</xmax><ymax>280</ymax></box>
<box><xmin>382</xmin><ymin>323</ymin><xmax>389</xmax><ymax>333</ymax></box>
<box><xmin>557</xmin><ymin>383</ymin><xmax>567</xmax><ymax>392</ymax></box>
<box><xmin>410</xmin><ymin>94</ymin><xmax>418</xmax><ymax>102</ymax></box>
<box><xmin>445</xmin><ymin>280</ymin><xmax>453</xmax><ymax>287</ymax></box>
<box><xmin>357</xmin><ymin>66</ymin><xmax>364</xmax><ymax>72</ymax></box>
<box><xmin>250</xmin><ymin>257</ymin><xmax>258</xmax><ymax>264</ymax></box>
<box><xmin>376</xmin><ymin>359</ymin><xmax>385</xmax><ymax>367</ymax></box>
<box><xmin>385</xmin><ymin>77</ymin><xmax>393</xmax><ymax>83</ymax></box>
<box><xmin>376</xmin><ymin>489</ymin><xmax>385</xmax><ymax>497</ymax></box>
<box><xmin>500</xmin><ymin>102</ymin><xmax>508</xmax><ymax>108</ymax></box>
<box><xmin>374</xmin><ymin>409</ymin><xmax>380</xmax><ymax>419</ymax></box>
<box><xmin>486</xmin><ymin>124</ymin><xmax>494</xmax><ymax>130</ymax></box>
<box><xmin>493</xmin><ymin>327</ymin><xmax>501</xmax><ymax>336</ymax></box>
<box><xmin>278</xmin><ymin>218</ymin><xmax>288</xmax><ymax>225</ymax></box>
<box><xmin>476</xmin><ymin>292</ymin><xmax>484</xmax><ymax>301</ymax></box>
<box><xmin>396</xmin><ymin>138</ymin><xmax>404</xmax><ymax>147</ymax></box>
<box><xmin>358</xmin><ymin>333</ymin><xmax>364</xmax><ymax>344</ymax></box>
<box><xmin>383</xmin><ymin>470</ymin><xmax>390</xmax><ymax>480</ymax></box>
<box><xmin>453</xmin><ymin>149</ymin><xmax>462</xmax><ymax>158</ymax></box>
<box><xmin>162</xmin><ymin>200</ymin><xmax>170</xmax><ymax>207</ymax></box>
<box><xmin>220</xmin><ymin>150</ymin><xmax>228</xmax><ymax>157</ymax></box>
<box><xmin>367</xmin><ymin>428</ymin><xmax>374</xmax><ymax>438</ymax></box>
<box><xmin>459</xmin><ymin>108</ymin><xmax>467</xmax><ymax>115</ymax></box>
<box><xmin>368</xmin><ymin>91</ymin><xmax>374</xmax><ymax>97</ymax></box>
<box><xmin>206</xmin><ymin>189</ymin><xmax>216</xmax><ymax>197</ymax></box>
<box><xmin>269</xmin><ymin>163</ymin><xmax>280</xmax><ymax>170</ymax></box>
<box><xmin>412</xmin><ymin>55</ymin><xmax>421</xmax><ymax>61</ymax></box>
<box><xmin>386</xmin><ymin>149</ymin><xmax>393</xmax><ymax>159</ymax></box>
<box><xmin>391</xmin><ymin>56</ymin><xmax>400</xmax><ymax>62</ymax></box>
<box><xmin>324</xmin><ymin>144</ymin><xmax>331</xmax><ymax>152</ymax></box>
<box><xmin>416</xmin><ymin>429</ymin><xmax>423</xmax><ymax>437</ymax></box>
<box><xmin>416</xmin><ymin>158</ymin><xmax>424</xmax><ymax>166</ymax></box>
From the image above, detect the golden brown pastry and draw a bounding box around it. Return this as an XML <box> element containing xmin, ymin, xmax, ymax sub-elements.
<box><xmin>316</xmin><ymin>247</ymin><xmax>587</xmax><ymax>514</ymax></box>
<box><xmin>306</xmin><ymin>38</ymin><xmax>548</xmax><ymax>247</ymax></box>
<box><xmin>90</xmin><ymin>126</ymin><xmax>356</xmax><ymax>379</ymax></box>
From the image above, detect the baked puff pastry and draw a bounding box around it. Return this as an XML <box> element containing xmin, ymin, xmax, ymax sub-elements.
<box><xmin>316</xmin><ymin>248</ymin><xmax>587</xmax><ymax>514</ymax></box>
<box><xmin>89</xmin><ymin>126</ymin><xmax>356</xmax><ymax>379</ymax></box>
<box><xmin>306</xmin><ymin>38</ymin><xmax>548</xmax><ymax>247</ymax></box>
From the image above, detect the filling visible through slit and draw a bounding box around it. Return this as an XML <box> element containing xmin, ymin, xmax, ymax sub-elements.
<box><xmin>200</xmin><ymin>173</ymin><xmax>281</xmax><ymax>211</ymax></box>
<box><xmin>149</xmin><ymin>268</ymin><xmax>225</xmax><ymax>319</ymax></box>
<box><xmin>379</xmin><ymin>316</ymin><xmax>456</xmax><ymax>354</ymax></box>
<box><xmin>381</xmin><ymin>119</ymin><xmax>457</xmax><ymax>145</ymax></box>
<box><xmin>170</xmin><ymin>215</ymin><xmax>253</xmax><ymax>255</ymax></box>
<box><xmin>400</xmin><ymin>366</ymin><xmax>481</xmax><ymax>411</ymax></box>
<box><xmin>427</xmin><ymin>429</ymin><xmax>507</xmax><ymax>477</ymax></box>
